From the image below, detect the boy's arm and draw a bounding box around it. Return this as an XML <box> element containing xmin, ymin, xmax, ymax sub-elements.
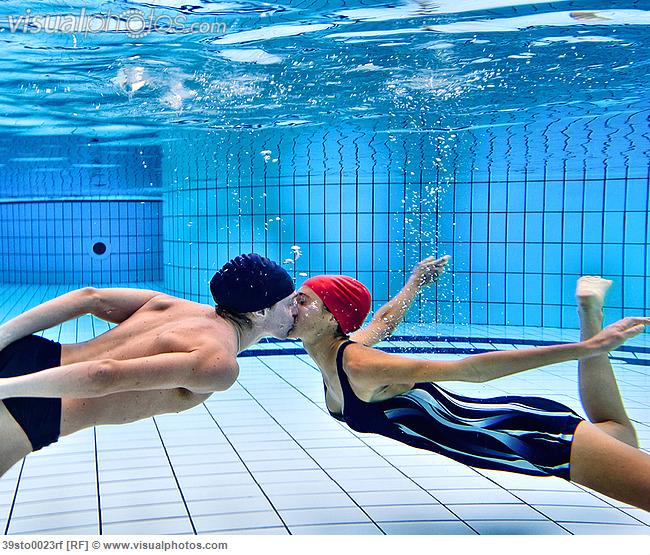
<box><xmin>0</xmin><ymin>287</ymin><xmax>162</xmax><ymax>349</ymax></box>
<box><xmin>347</xmin><ymin>317</ymin><xmax>650</xmax><ymax>387</ymax></box>
<box><xmin>350</xmin><ymin>255</ymin><xmax>450</xmax><ymax>347</ymax></box>
<box><xmin>0</xmin><ymin>348</ymin><xmax>238</xmax><ymax>400</ymax></box>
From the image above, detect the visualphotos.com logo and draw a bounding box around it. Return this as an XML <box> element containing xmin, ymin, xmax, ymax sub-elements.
<box><xmin>3</xmin><ymin>8</ymin><xmax>227</xmax><ymax>38</ymax></box>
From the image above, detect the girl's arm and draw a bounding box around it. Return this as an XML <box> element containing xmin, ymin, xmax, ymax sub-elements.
<box><xmin>347</xmin><ymin>317</ymin><xmax>650</xmax><ymax>387</ymax></box>
<box><xmin>350</xmin><ymin>255</ymin><xmax>450</xmax><ymax>346</ymax></box>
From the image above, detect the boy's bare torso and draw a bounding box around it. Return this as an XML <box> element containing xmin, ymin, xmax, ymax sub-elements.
<box><xmin>58</xmin><ymin>294</ymin><xmax>236</xmax><ymax>436</ymax></box>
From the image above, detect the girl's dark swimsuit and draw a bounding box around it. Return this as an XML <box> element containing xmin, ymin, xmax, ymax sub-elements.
<box><xmin>326</xmin><ymin>340</ymin><xmax>584</xmax><ymax>480</ymax></box>
<box><xmin>0</xmin><ymin>335</ymin><xmax>62</xmax><ymax>451</ymax></box>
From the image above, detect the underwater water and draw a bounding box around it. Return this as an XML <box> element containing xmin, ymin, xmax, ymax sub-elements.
<box><xmin>0</xmin><ymin>0</ymin><xmax>648</xmax><ymax>138</ymax></box>
<box><xmin>0</xmin><ymin>1</ymin><xmax>648</xmax><ymax>327</ymax></box>
<box><xmin>0</xmin><ymin>0</ymin><xmax>649</xmax><ymax>537</ymax></box>
<box><xmin>0</xmin><ymin>1</ymin><xmax>647</xmax><ymax>327</ymax></box>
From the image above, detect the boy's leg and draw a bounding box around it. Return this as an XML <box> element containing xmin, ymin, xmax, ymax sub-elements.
<box><xmin>576</xmin><ymin>276</ymin><xmax>638</xmax><ymax>446</ymax></box>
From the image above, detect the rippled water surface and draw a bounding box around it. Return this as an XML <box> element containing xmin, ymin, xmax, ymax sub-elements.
<box><xmin>0</xmin><ymin>0</ymin><xmax>648</xmax><ymax>142</ymax></box>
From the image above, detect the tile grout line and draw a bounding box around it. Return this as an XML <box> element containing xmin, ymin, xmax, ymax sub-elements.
<box><xmin>253</xmin><ymin>356</ymin><xmax>487</xmax><ymax>534</ymax></box>
<box><xmin>151</xmin><ymin>417</ymin><xmax>197</xmax><ymax>535</ymax></box>
<box><xmin>201</xmin><ymin>402</ymin><xmax>293</xmax><ymax>535</ymax></box>
<box><xmin>261</xmin><ymin>361</ymin><xmax>486</xmax><ymax>535</ymax></box>
<box><xmin>234</xmin><ymin>378</ymin><xmax>388</xmax><ymax>535</ymax></box>
<box><xmin>3</xmin><ymin>458</ymin><xmax>26</xmax><ymax>535</ymax></box>
<box><xmin>94</xmin><ymin>427</ymin><xmax>102</xmax><ymax>535</ymax></box>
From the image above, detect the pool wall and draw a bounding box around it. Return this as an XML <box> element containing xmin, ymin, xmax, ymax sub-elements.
<box><xmin>161</xmin><ymin>106</ymin><xmax>649</xmax><ymax>328</ymax></box>
<box><xmin>1</xmin><ymin>105</ymin><xmax>648</xmax><ymax>329</ymax></box>
<box><xmin>0</xmin><ymin>136</ymin><xmax>163</xmax><ymax>284</ymax></box>
<box><xmin>0</xmin><ymin>198</ymin><xmax>162</xmax><ymax>284</ymax></box>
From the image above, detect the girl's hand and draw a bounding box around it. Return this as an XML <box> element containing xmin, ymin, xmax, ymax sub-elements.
<box><xmin>410</xmin><ymin>255</ymin><xmax>451</xmax><ymax>288</ymax></box>
<box><xmin>586</xmin><ymin>317</ymin><xmax>650</xmax><ymax>357</ymax></box>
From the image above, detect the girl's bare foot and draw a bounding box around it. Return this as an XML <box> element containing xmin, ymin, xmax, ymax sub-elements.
<box><xmin>576</xmin><ymin>276</ymin><xmax>613</xmax><ymax>312</ymax></box>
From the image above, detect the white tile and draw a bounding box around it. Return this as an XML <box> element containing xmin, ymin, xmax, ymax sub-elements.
<box><xmin>450</xmin><ymin>503</ymin><xmax>546</xmax><ymax>521</ymax></box>
<box><xmin>236</xmin><ymin>449</ymin><xmax>309</xmax><ymax>462</ymax></box>
<box><xmin>379</xmin><ymin>521</ymin><xmax>476</xmax><ymax>534</ymax></box>
<box><xmin>511</xmin><ymin>489</ymin><xmax>610</xmax><ymax>507</ymax></box>
<box><xmin>0</xmin><ymin>471</ymin><xmax>21</xmax><ymax>493</ymax></box>
<box><xmin>290</xmin><ymin>523</ymin><xmax>383</xmax><ymax>535</ymax></box>
<box><xmin>583</xmin><ymin>488</ymin><xmax>640</xmax><ymax>510</ymax></box>
<box><xmin>237</xmin><ymin>440</ymin><xmax>303</xmax><ymax>453</ymax></box>
<box><xmin>536</xmin><ymin>505</ymin><xmax>642</xmax><ymax>524</ymax></box>
<box><xmin>97</xmin><ymin>447</ymin><xmax>164</xmax><ymax>462</ymax></box>
<box><xmin>39</xmin><ymin>525</ymin><xmax>100</xmax><ymax>535</ymax></box>
<box><xmin>5</xmin><ymin>334</ymin><xmax>648</xmax><ymax>536</ymax></box>
<box><xmin>327</xmin><ymin>466</ymin><xmax>404</xmax><ymax>481</ymax></box>
<box><xmin>269</xmin><ymin>492</ymin><xmax>354</xmax><ymax>510</ymax></box>
<box><xmin>401</xmin><ymin>465</ymin><xmax>480</xmax><ymax>478</ymax></box>
<box><xmin>246</xmin><ymin>459</ymin><xmax>319</xmax><ymax>472</ymax></box>
<box><xmin>621</xmin><ymin>508</ymin><xmax>650</xmax><ymax>526</ymax></box>
<box><xmin>193</xmin><ymin>511</ymin><xmax>284</xmax><ymax>533</ymax></box>
<box><xmin>171</xmin><ymin>461</ymin><xmax>248</xmax><ymax>475</ymax></box>
<box><xmin>364</xmin><ymin>504</ymin><xmax>456</xmax><ymax>522</ymax></box>
<box><xmin>470</xmin><ymin>520</ymin><xmax>569</xmax><ymax>535</ymax></box>
<box><xmin>23</xmin><ymin>451</ymin><xmax>95</xmax><ymax>467</ymax></box>
<box><xmin>8</xmin><ymin>510</ymin><xmax>98</xmax><ymax>534</ymax></box>
<box><xmin>187</xmin><ymin>496</ymin><xmax>275</xmax><ymax>516</ymax></box>
<box><xmin>338</xmin><ymin>476</ymin><xmax>423</xmax><ymax>492</ymax></box>
<box><xmin>158</xmin><ymin>451</ymin><xmax>240</xmax><ymax>466</ymax></box>
<box><xmin>280</xmin><ymin>506</ymin><xmax>371</xmax><ymax>526</ymax></box>
<box><xmin>97</xmin><ymin>456</ymin><xmax>169</xmax><ymax>475</ymax></box>
<box><xmin>475</xmin><ymin>470</ymin><xmax>578</xmax><ymax>491</ymax></box>
<box><xmin>102</xmin><ymin>516</ymin><xmax>193</xmax><ymax>534</ymax></box>
<box><xmin>0</xmin><ymin>480</ymin><xmax>21</xmax><ymax>504</ymax></box>
<box><xmin>349</xmin><ymin>489</ymin><xmax>439</xmax><ymax>506</ymax></box>
<box><xmin>384</xmin><ymin>453</ymin><xmax>461</xmax><ymax>467</ymax></box>
<box><xmin>256</xmin><ymin>469</ymin><xmax>333</xmax><ymax>486</ymax></box>
<box><xmin>101</xmin><ymin>489</ymin><xmax>182</xmax><ymax>508</ymax></box>
<box><xmin>181</xmin><ymin>484</ymin><xmax>263</xmax><ymax>501</ymax></box>
<box><xmin>99</xmin><ymin>466</ymin><xmax>174</xmax><ymax>481</ymax></box>
<box><xmin>102</xmin><ymin>503</ymin><xmax>188</xmax><ymax>524</ymax></box>
<box><xmin>433</xmin><ymin>488</ymin><xmax>521</xmax><ymax>505</ymax></box>
<box><xmin>99</xmin><ymin>477</ymin><xmax>179</xmax><ymax>495</ymax></box>
<box><xmin>417</xmin><ymin>475</ymin><xmax>501</xmax><ymax>490</ymax></box>
<box><xmin>561</xmin><ymin>523</ymin><xmax>650</xmax><ymax>535</ymax></box>
<box><xmin>12</xmin><ymin>495</ymin><xmax>97</xmax><ymax>518</ymax></box>
<box><xmin>12</xmin><ymin>473</ymin><xmax>95</xmax><ymax>490</ymax></box>
<box><xmin>13</xmin><ymin>482</ymin><xmax>96</xmax><ymax>503</ymax></box>
<box><xmin>176</xmin><ymin>472</ymin><xmax>253</xmax><ymax>489</ymax></box>
<box><xmin>261</xmin><ymin>480</ymin><xmax>344</xmax><ymax>496</ymax></box>
<box><xmin>225</xmin><ymin>527</ymin><xmax>289</xmax><ymax>535</ymax></box>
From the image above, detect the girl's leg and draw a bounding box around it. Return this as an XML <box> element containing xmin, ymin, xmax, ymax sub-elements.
<box><xmin>570</xmin><ymin>420</ymin><xmax>650</xmax><ymax>511</ymax></box>
<box><xmin>576</xmin><ymin>276</ymin><xmax>638</xmax><ymax>446</ymax></box>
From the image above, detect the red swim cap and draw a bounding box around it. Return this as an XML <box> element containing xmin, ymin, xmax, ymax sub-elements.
<box><xmin>303</xmin><ymin>275</ymin><xmax>371</xmax><ymax>334</ymax></box>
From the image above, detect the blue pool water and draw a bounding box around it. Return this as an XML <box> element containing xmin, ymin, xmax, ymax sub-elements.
<box><xmin>0</xmin><ymin>0</ymin><xmax>648</xmax><ymax>329</ymax></box>
<box><xmin>0</xmin><ymin>0</ymin><xmax>648</xmax><ymax>535</ymax></box>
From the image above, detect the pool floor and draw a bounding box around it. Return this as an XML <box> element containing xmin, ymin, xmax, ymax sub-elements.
<box><xmin>0</xmin><ymin>285</ymin><xmax>649</xmax><ymax>534</ymax></box>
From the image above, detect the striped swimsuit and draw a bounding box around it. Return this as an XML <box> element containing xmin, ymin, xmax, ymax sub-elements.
<box><xmin>326</xmin><ymin>340</ymin><xmax>584</xmax><ymax>480</ymax></box>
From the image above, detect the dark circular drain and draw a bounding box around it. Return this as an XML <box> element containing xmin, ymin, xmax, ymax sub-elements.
<box><xmin>92</xmin><ymin>241</ymin><xmax>107</xmax><ymax>255</ymax></box>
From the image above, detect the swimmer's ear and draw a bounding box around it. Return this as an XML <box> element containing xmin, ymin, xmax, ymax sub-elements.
<box><xmin>251</xmin><ymin>308</ymin><xmax>269</xmax><ymax>318</ymax></box>
<box><xmin>326</xmin><ymin>312</ymin><xmax>339</xmax><ymax>329</ymax></box>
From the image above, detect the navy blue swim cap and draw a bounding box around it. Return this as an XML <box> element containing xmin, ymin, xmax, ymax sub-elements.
<box><xmin>210</xmin><ymin>253</ymin><xmax>294</xmax><ymax>313</ymax></box>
